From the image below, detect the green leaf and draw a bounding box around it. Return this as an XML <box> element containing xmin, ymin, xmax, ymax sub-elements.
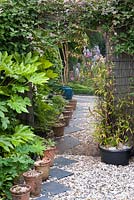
<box><xmin>7</xmin><ymin>95</ymin><xmax>31</xmax><ymax>114</ymax></box>
<box><xmin>0</xmin><ymin>136</ymin><xmax>14</xmax><ymax>152</ymax></box>
<box><xmin>1</xmin><ymin>117</ymin><xmax>10</xmax><ymax>130</ymax></box>
<box><xmin>28</xmin><ymin>73</ymin><xmax>49</xmax><ymax>85</ymax></box>
<box><xmin>12</xmin><ymin>85</ymin><xmax>29</xmax><ymax>93</ymax></box>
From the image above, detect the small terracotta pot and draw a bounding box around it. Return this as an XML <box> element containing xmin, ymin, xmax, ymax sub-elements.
<box><xmin>10</xmin><ymin>184</ymin><xmax>31</xmax><ymax>200</ymax></box>
<box><xmin>34</xmin><ymin>159</ymin><xmax>51</xmax><ymax>181</ymax></box>
<box><xmin>64</xmin><ymin>105</ymin><xmax>74</xmax><ymax>111</ymax></box>
<box><xmin>52</xmin><ymin>123</ymin><xmax>65</xmax><ymax>137</ymax></box>
<box><xmin>68</xmin><ymin>99</ymin><xmax>77</xmax><ymax>110</ymax></box>
<box><xmin>63</xmin><ymin>116</ymin><xmax>70</xmax><ymax>126</ymax></box>
<box><xmin>62</xmin><ymin>110</ymin><xmax>73</xmax><ymax>119</ymax></box>
<box><xmin>23</xmin><ymin>170</ymin><xmax>42</xmax><ymax>197</ymax></box>
<box><xmin>43</xmin><ymin>146</ymin><xmax>57</xmax><ymax>167</ymax></box>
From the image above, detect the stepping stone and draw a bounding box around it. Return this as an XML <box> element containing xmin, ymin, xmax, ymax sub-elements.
<box><xmin>50</xmin><ymin>167</ymin><xmax>73</xmax><ymax>179</ymax></box>
<box><xmin>64</xmin><ymin>126</ymin><xmax>83</xmax><ymax>134</ymax></box>
<box><xmin>55</xmin><ymin>135</ymin><xmax>80</xmax><ymax>153</ymax></box>
<box><xmin>54</xmin><ymin>156</ymin><xmax>78</xmax><ymax>167</ymax></box>
<box><xmin>42</xmin><ymin>181</ymin><xmax>70</xmax><ymax>196</ymax></box>
<box><xmin>33</xmin><ymin>196</ymin><xmax>50</xmax><ymax>200</ymax></box>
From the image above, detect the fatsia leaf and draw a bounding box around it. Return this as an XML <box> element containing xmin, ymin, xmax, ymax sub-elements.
<box><xmin>1</xmin><ymin>117</ymin><xmax>10</xmax><ymax>130</ymax></box>
<box><xmin>0</xmin><ymin>136</ymin><xmax>14</xmax><ymax>152</ymax></box>
<box><xmin>7</xmin><ymin>95</ymin><xmax>31</xmax><ymax>113</ymax></box>
<box><xmin>13</xmin><ymin>124</ymin><xmax>34</xmax><ymax>142</ymax></box>
<box><xmin>46</xmin><ymin>70</ymin><xmax>58</xmax><ymax>78</ymax></box>
<box><xmin>12</xmin><ymin>85</ymin><xmax>29</xmax><ymax>93</ymax></box>
<box><xmin>28</xmin><ymin>73</ymin><xmax>49</xmax><ymax>85</ymax></box>
<box><xmin>39</xmin><ymin>58</ymin><xmax>53</xmax><ymax>70</ymax></box>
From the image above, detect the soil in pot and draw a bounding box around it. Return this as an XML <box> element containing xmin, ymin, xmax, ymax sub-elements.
<box><xmin>43</xmin><ymin>146</ymin><xmax>57</xmax><ymax>167</ymax></box>
<box><xmin>52</xmin><ymin>122</ymin><xmax>65</xmax><ymax>137</ymax></box>
<box><xmin>10</xmin><ymin>184</ymin><xmax>31</xmax><ymax>200</ymax></box>
<box><xmin>99</xmin><ymin>145</ymin><xmax>132</xmax><ymax>166</ymax></box>
<box><xmin>23</xmin><ymin>170</ymin><xmax>42</xmax><ymax>197</ymax></box>
<box><xmin>34</xmin><ymin>158</ymin><xmax>51</xmax><ymax>181</ymax></box>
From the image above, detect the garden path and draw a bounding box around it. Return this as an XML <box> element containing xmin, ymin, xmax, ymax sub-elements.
<box><xmin>56</xmin><ymin>95</ymin><xmax>99</xmax><ymax>156</ymax></box>
<box><xmin>35</xmin><ymin>95</ymin><xmax>134</xmax><ymax>200</ymax></box>
<box><xmin>34</xmin><ymin>95</ymin><xmax>100</xmax><ymax>200</ymax></box>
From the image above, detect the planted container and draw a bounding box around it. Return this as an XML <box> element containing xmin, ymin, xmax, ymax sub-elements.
<box><xmin>62</xmin><ymin>110</ymin><xmax>73</xmax><ymax>119</ymax></box>
<box><xmin>52</xmin><ymin>122</ymin><xmax>65</xmax><ymax>137</ymax></box>
<box><xmin>23</xmin><ymin>170</ymin><xmax>42</xmax><ymax>197</ymax></box>
<box><xmin>68</xmin><ymin>99</ymin><xmax>77</xmax><ymax>110</ymax></box>
<box><xmin>99</xmin><ymin>145</ymin><xmax>132</xmax><ymax>166</ymax></box>
<box><xmin>43</xmin><ymin>146</ymin><xmax>57</xmax><ymax>167</ymax></box>
<box><xmin>62</xmin><ymin>86</ymin><xmax>73</xmax><ymax>100</ymax></box>
<box><xmin>63</xmin><ymin>116</ymin><xmax>70</xmax><ymax>126</ymax></box>
<box><xmin>10</xmin><ymin>184</ymin><xmax>31</xmax><ymax>200</ymax></box>
<box><xmin>64</xmin><ymin>105</ymin><xmax>74</xmax><ymax>111</ymax></box>
<box><xmin>34</xmin><ymin>159</ymin><xmax>51</xmax><ymax>181</ymax></box>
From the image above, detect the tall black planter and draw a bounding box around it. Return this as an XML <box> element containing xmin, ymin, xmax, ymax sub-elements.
<box><xmin>99</xmin><ymin>145</ymin><xmax>132</xmax><ymax>166</ymax></box>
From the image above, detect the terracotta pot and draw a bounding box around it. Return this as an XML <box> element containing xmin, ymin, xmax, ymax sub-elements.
<box><xmin>68</xmin><ymin>99</ymin><xmax>77</xmax><ymax>110</ymax></box>
<box><xmin>10</xmin><ymin>184</ymin><xmax>31</xmax><ymax>200</ymax></box>
<box><xmin>23</xmin><ymin>170</ymin><xmax>42</xmax><ymax>197</ymax></box>
<box><xmin>62</xmin><ymin>110</ymin><xmax>73</xmax><ymax>119</ymax></box>
<box><xmin>43</xmin><ymin>146</ymin><xmax>57</xmax><ymax>167</ymax></box>
<box><xmin>34</xmin><ymin>159</ymin><xmax>51</xmax><ymax>181</ymax></box>
<box><xmin>64</xmin><ymin>105</ymin><xmax>74</xmax><ymax>111</ymax></box>
<box><xmin>63</xmin><ymin>116</ymin><xmax>70</xmax><ymax>126</ymax></box>
<box><xmin>52</xmin><ymin>123</ymin><xmax>65</xmax><ymax>137</ymax></box>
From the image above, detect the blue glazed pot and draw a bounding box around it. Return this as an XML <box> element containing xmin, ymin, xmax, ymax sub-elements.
<box><xmin>62</xmin><ymin>86</ymin><xmax>73</xmax><ymax>100</ymax></box>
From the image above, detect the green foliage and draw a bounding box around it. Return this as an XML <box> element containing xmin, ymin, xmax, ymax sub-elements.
<box><xmin>68</xmin><ymin>82</ymin><xmax>94</xmax><ymax>95</ymax></box>
<box><xmin>0</xmin><ymin>0</ymin><xmax>40</xmax><ymax>53</ymax></box>
<box><xmin>34</xmin><ymin>94</ymin><xmax>66</xmax><ymax>133</ymax></box>
<box><xmin>0</xmin><ymin>51</ymin><xmax>53</xmax><ymax>198</ymax></box>
<box><xmin>91</xmin><ymin>62</ymin><xmax>134</xmax><ymax>147</ymax></box>
<box><xmin>0</xmin><ymin>155</ymin><xmax>34</xmax><ymax>199</ymax></box>
<box><xmin>43</xmin><ymin>138</ymin><xmax>56</xmax><ymax>148</ymax></box>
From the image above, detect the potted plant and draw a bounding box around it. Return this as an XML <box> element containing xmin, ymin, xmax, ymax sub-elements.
<box><xmin>91</xmin><ymin>62</ymin><xmax>133</xmax><ymax>165</ymax></box>
<box><xmin>62</xmin><ymin>110</ymin><xmax>73</xmax><ymax>119</ymax></box>
<box><xmin>59</xmin><ymin>113</ymin><xmax>70</xmax><ymax>127</ymax></box>
<box><xmin>64</xmin><ymin>105</ymin><xmax>74</xmax><ymax>111</ymax></box>
<box><xmin>68</xmin><ymin>99</ymin><xmax>77</xmax><ymax>110</ymax></box>
<box><xmin>43</xmin><ymin>138</ymin><xmax>57</xmax><ymax>166</ymax></box>
<box><xmin>23</xmin><ymin>170</ymin><xmax>42</xmax><ymax>197</ymax></box>
<box><xmin>34</xmin><ymin>158</ymin><xmax>51</xmax><ymax>181</ymax></box>
<box><xmin>52</xmin><ymin>121</ymin><xmax>65</xmax><ymax>137</ymax></box>
<box><xmin>10</xmin><ymin>184</ymin><xmax>31</xmax><ymax>200</ymax></box>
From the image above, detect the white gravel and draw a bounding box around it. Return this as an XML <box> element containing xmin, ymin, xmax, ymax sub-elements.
<box><xmin>50</xmin><ymin>95</ymin><xmax>134</xmax><ymax>200</ymax></box>
<box><xmin>52</xmin><ymin>154</ymin><xmax>134</xmax><ymax>200</ymax></box>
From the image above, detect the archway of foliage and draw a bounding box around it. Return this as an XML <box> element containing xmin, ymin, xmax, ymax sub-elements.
<box><xmin>0</xmin><ymin>0</ymin><xmax>133</xmax><ymax>83</ymax></box>
<box><xmin>0</xmin><ymin>0</ymin><xmax>133</xmax><ymax>198</ymax></box>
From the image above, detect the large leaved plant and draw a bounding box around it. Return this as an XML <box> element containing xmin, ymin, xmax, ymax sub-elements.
<box><xmin>0</xmin><ymin>51</ymin><xmax>55</xmax><ymax>199</ymax></box>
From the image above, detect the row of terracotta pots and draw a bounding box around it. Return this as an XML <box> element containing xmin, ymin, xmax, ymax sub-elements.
<box><xmin>52</xmin><ymin>99</ymin><xmax>77</xmax><ymax>137</ymax></box>
<box><xmin>10</xmin><ymin>146</ymin><xmax>57</xmax><ymax>200</ymax></box>
<box><xmin>10</xmin><ymin>99</ymin><xmax>77</xmax><ymax>199</ymax></box>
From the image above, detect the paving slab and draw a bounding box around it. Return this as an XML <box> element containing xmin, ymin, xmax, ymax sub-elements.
<box><xmin>33</xmin><ymin>196</ymin><xmax>50</xmax><ymax>200</ymax></box>
<box><xmin>54</xmin><ymin>156</ymin><xmax>78</xmax><ymax>167</ymax></box>
<box><xmin>55</xmin><ymin>135</ymin><xmax>80</xmax><ymax>153</ymax></box>
<box><xmin>64</xmin><ymin>126</ymin><xmax>83</xmax><ymax>134</ymax></box>
<box><xmin>42</xmin><ymin>181</ymin><xmax>70</xmax><ymax>196</ymax></box>
<box><xmin>50</xmin><ymin>167</ymin><xmax>73</xmax><ymax>179</ymax></box>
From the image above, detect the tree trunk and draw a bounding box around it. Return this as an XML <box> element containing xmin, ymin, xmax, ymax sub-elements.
<box><xmin>61</xmin><ymin>42</ymin><xmax>69</xmax><ymax>84</ymax></box>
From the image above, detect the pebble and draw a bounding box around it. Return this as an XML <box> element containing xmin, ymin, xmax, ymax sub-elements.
<box><xmin>51</xmin><ymin>96</ymin><xmax>134</xmax><ymax>200</ymax></box>
<box><xmin>52</xmin><ymin>155</ymin><xmax>134</xmax><ymax>200</ymax></box>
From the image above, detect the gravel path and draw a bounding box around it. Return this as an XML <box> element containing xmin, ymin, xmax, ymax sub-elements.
<box><xmin>62</xmin><ymin>95</ymin><xmax>99</xmax><ymax>156</ymax></box>
<box><xmin>50</xmin><ymin>95</ymin><xmax>134</xmax><ymax>200</ymax></box>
